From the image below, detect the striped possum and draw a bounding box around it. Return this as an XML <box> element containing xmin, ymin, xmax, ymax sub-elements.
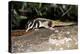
<box><xmin>25</xmin><ymin>18</ymin><xmax>75</xmax><ymax>32</ymax></box>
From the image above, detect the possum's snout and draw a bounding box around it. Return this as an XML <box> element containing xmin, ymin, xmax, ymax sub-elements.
<box><xmin>26</xmin><ymin>27</ymin><xmax>33</xmax><ymax>32</ymax></box>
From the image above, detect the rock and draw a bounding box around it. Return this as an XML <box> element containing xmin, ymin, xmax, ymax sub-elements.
<box><xmin>11</xmin><ymin>25</ymin><xmax>78</xmax><ymax>52</ymax></box>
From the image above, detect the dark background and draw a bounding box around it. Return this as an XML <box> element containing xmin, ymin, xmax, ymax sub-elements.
<box><xmin>9</xmin><ymin>1</ymin><xmax>78</xmax><ymax>30</ymax></box>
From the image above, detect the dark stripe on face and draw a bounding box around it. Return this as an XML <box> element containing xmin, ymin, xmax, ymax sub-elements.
<box><xmin>25</xmin><ymin>19</ymin><xmax>34</xmax><ymax>31</ymax></box>
<box><xmin>36</xmin><ymin>20</ymin><xmax>40</xmax><ymax>28</ymax></box>
<box><xmin>33</xmin><ymin>20</ymin><xmax>39</xmax><ymax>29</ymax></box>
<box><xmin>37</xmin><ymin>21</ymin><xmax>40</xmax><ymax>28</ymax></box>
<box><xmin>28</xmin><ymin>20</ymin><xmax>34</xmax><ymax>27</ymax></box>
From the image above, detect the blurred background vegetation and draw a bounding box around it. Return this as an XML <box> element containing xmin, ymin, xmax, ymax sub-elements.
<box><xmin>9</xmin><ymin>1</ymin><xmax>78</xmax><ymax>30</ymax></box>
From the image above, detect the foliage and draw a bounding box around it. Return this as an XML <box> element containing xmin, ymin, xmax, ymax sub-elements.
<box><xmin>9</xmin><ymin>1</ymin><xmax>78</xmax><ymax>29</ymax></box>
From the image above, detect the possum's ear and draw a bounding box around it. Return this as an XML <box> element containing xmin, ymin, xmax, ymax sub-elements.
<box><xmin>48</xmin><ymin>21</ymin><xmax>52</xmax><ymax>27</ymax></box>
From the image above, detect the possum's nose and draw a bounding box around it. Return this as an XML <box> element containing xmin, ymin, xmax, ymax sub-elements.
<box><xmin>26</xmin><ymin>29</ymin><xmax>28</xmax><ymax>32</ymax></box>
<box><xmin>26</xmin><ymin>28</ymin><xmax>30</xmax><ymax>32</ymax></box>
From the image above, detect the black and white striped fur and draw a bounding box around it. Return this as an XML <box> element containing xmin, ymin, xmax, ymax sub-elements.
<box><xmin>25</xmin><ymin>18</ymin><xmax>54</xmax><ymax>32</ymax></box>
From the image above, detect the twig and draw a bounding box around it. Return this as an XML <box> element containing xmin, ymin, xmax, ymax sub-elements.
<box><xmin>61</xmin><ymin>6</ymin><xmax>72</xmax><ymax>16</ymax></box>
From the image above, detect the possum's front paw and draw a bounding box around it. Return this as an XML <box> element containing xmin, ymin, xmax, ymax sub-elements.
<box><xmin>34</xmin><ymin>28</ymin><xmax>39</xmax><ymax>31</ymax></box>
<box><xmin>49</xmin><ymin>27</ymin><xmax>55</xmax><ymax>30</ymax></box>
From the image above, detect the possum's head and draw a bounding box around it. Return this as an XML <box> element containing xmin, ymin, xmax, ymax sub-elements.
<box><xmin>25</xmin><ymin>25</ymin><xmax>32</xmax><ymax>32</ymax></box>
<box><xmin>25</xmin><ymin>20</ymin><xmax>34</xmax><ymax>32</ymax></box>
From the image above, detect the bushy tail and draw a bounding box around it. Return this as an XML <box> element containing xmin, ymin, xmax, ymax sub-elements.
<box><xmin>52</xmin><ymin>20</ymin><xmax>76</xmax><ymax>27</ymax></box>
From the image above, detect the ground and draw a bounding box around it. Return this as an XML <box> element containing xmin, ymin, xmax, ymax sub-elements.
<box><xmin>11</xmin><ymin>25</ymin><xmax>78</xmax><ymax>53</ymax></box>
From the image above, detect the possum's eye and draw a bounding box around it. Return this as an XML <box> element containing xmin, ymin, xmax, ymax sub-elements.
<box><xmin>48</xmin><ymin>21</ymin><xmax>52</xmax><ymax>27</ymax></box>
